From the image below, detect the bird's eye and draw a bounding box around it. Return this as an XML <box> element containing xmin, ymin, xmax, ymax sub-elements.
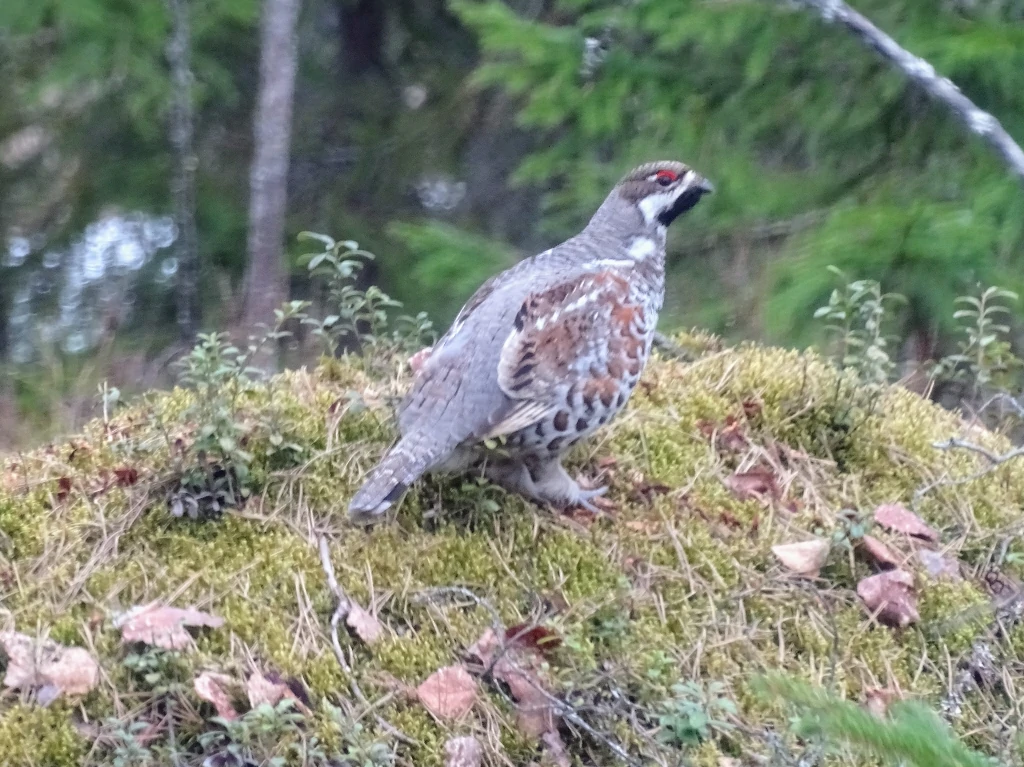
<box><xmin>654</xmin><ymin>170</ymin><xmax>678</xmax><ymax>186</ymax></box>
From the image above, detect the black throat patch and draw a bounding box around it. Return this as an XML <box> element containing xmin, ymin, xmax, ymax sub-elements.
<box><xmin>657</xmin><ymin>187</ymin><xmax>709</xmax><ymax>227</ymax></box>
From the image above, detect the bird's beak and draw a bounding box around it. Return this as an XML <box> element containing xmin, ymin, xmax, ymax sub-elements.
<box><xmin>687</xmin><ymin>173</ymin><xmax>714</xmax><ymax>195</ymax></box>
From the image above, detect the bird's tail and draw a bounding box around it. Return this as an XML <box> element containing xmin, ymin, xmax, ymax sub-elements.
<box><xmin>347</xmin><ymin>434</ymin><xmax>444</xmax><ymax>521</ymax></box>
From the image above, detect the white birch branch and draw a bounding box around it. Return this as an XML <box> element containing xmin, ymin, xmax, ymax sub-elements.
<box><xmin>790</xmin><ymin>0</ymin><xmax>1024</xmax><ymax>183</ymax></box>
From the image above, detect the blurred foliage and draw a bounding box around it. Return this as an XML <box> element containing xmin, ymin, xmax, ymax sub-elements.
<box><xmin>4</xmin><ymin>0</ymin><xmax>1024</xmax><ymax>436</ymax></box>
<box><xmin>454</xmin><ymin>0</ymin><xmax>1024</xmax><ymax>345</ymax></box>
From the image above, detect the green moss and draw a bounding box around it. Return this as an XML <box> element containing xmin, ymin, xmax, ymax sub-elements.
<box><xmin>2</xmin><ymin>343</ymin><xmax>1021</xmax><ymax>765</ymax></box>
<box><xmin>0</xmin><ymin>491</ymin><xmax>48</xmax><ymax>558</ymax></box>
<box><xmin>0</xmin><ymin>705</ymin><xmax>85</xmax><ymax>767</ymax></box>
<box><xmin>918</xmin><ymin>579</ymin><xmax>992</xmax><ymax>656</ymax></box>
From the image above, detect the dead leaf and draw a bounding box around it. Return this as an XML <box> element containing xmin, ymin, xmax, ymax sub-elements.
<box><xmin>0</xmin><ymin>631</ymin><xmax>41</xmax><ymax>689</ymax></box>
<box><xmin>873</xmin><ymin>504</ymin><xmax>938</xmax><ymax>543</ymax></box>
<box><xmin>115</xmin><ymin>602</ymin><xmax>224</xmax><ymax>650</ymax></box>
<box><xmin>505</xmin><ymin>624</ymin><xmax>562</xmax><ymax>657</ymax></box>
<box><xmin>857</xmin><ymin>535</ymin><xmax>901</xmax><ymax>570</ymax></box>
<box><xmin>864</xmin><ymin>686</ymin><xmax>900</xmax><ymax>718</ymax></box>
<box><xmin>113</xmin><ymin>466</ymin><xmax>139</xmax><ymax>486</ymax></box>
<box><xmin>772</xmin><ymin>539</ymin><xmax>830</xmax><ymax>576</ymax></box>
<box><xmin>246</xmin><ymin>671</ymin><xmax>310</xmax><ymax>712</ymax></box>
<box><xmin>468</xmin><ymin>628</ymin><xmax>558</xmax><ymax>738</ymax></box>
<box><xmin>540</xmin><ymin>730</ymin><xmax>571</xmax><ymax>767</ymax></box>
<box><xmin>346</xmin><ymin>602</ymin><xmax>383</xmax><ymax>646</ymax></box>
<box><xmin>55</xmin><ymin>476</ymin><xmax>72</xmax><ymax>503</ymax></box>
<box><xmin>417</xmin><ymin>665</ymin><xmax>477</xmax><ymax>721</ymax></box>
<box><xmin>466</xmin><ymin>627</ymin><xmax>501</xmax><ymax>665</ymax></box>
<box><xmin>194</xmin><ymin>672</ymin><xmax>238</xmax><ymax>720</ymax></box>
<box><xmin>444</xmin><ymin>736</ymin><xmax>483</xmax><ymax>767</ymax></box>
<box><xmin>917</xmin><ymin>549</ymin><xmax>961</xmax><ymax>580</ymax></box>
<box><xmin>0</xmin><ymin>631</ymin><xmax>99</xmax><ymax>702</ymax></box>
<box><xmin>725</xmin><ymin>468</ymin><xmax>778</xmax><ymax>501</ymax></box>
<box><xmin>39</xmin><ymin>648</ymin><xmax>98</xmax><ymax>697</ymax></box>
<box><xmin>857</xmin><ymin>569</ymin><xmax>919</xmax><ymax>627</ymax></box>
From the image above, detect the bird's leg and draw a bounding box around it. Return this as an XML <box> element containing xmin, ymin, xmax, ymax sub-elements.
<box><xmin>488</xmin><ymin>455</ymin><xmax>607</xmax><ymax>513</ymax></box>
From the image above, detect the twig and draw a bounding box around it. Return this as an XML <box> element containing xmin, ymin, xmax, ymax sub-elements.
<box><xmin>413</xmin><ymin>586</ymin><xmax>643</xmax><ymax>766</ymax></box>
<box><xmin>788</xmin><ymin>0</ymin><xmax>1024</xmax><ymax>183</ymax></box>
<box><xmin>317</xmin><ymin>536</ymin><xmax>417</xmax><ymax>747</ymax></box>
<box><xmin>913</xmin><ymin>438</ymin><xmax>1024</xmax><ymax>506</ymax></box>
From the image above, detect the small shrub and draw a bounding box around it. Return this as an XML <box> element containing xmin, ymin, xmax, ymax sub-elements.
<box><xmin>813</xmin><ymin>266</ymin><xmax>904</xmax><ymax>386</ymax></box>
<box><xmin>299</xmin><ymin>233</ymin><xmax>435</xmax><ymax>364</ymax></box>
<box><xmin>658</xmin><ymin>680</ymin><xmax>737</xmax><ymax>747</ymax></box>
<box><xmin>934</xmin><ymin>285</ymin><xmax>1021</xmax><ymax>401</ymax></box>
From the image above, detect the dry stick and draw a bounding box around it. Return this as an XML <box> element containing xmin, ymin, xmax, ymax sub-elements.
<box><xmin>789</xmin><ymin>0</ymin><xmax>1024</xmax><ymax>183</ymax></box>
<box><xmin>316</xmin><ymin>536</ymin><xmax>417</xmax><ymax>747</ymax></box>
<box><xmin>413</xmin><ymin>587</ymin><xmax>644</xmax><ymax>767</ymax></box>
<box><xmin>913</xmin><ymin>437</ymin><xmax>1024</xmax><ymax>506</ymax></box>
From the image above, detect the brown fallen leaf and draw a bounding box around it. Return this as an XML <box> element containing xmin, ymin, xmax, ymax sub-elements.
<box><xmin>771</xmin><ymin>539</ymin><xmax>830</xmax><ymax>576</ymax></box>
<box><xmin>540</xmin><ymin>730</ymin><xmax>571</xmax><ymax>767</ymax></box>
<box><xmin>113</xmin><ymin>466</ymin><xmax>139</xmax><ymax>487</ymax></box>
<box><xmin>346</xmin><ymin>602</ymin><xmax>384</xmax><ymax>646</ymax></box>
<box><xmin>505</xmin><ymin>624</ymin><xmax>562</xmax><ymax>658</ymax></box>
<box><xmin>37</xmin><ymin>647</ymin><xmax>99</xmax><ymax>701</ymax></box>
<box><xmin>0</xmin><ymin>631</ymin><xmax>41</xmax><ymax>689</ymax></box>
<box><xmin>725</xmin><ymin>467</ymin><xmax>778</xmax><ymax>501</ymax></box>
<box><xmin>115</xmin><ymin>602</ymin><xmax>224</xmax><ymax>650</ymax></box>
<box><xmin>194</xmin><ymin>672</ymin><xmax>238</xmax><ymax>720</ymax></box>
<box><xmin>857</xmin><ymin>569</ymin><xmax>919</xmax><ymax>627</ymax></box>
<box><xmin>917</xmin><ymin>548</ymin><xmax>961</xmax><ymax>581</ymax></box>
<box><xmin>468</xmin><ymin>628</ymin><xmax>558</xmax><ymax>739</ymax></box>
<box><xmin>857</xmin><ymin>535</ymin><xmax>901</xmax><ymax>570</ymax></box>
<box><xmin>873</xmin><ymin>503</ymin><xmax>938</xmax><ymax>543</ymax></box>
<box><xmin>417</xmin><ymin>665</ymin><xmax>477</xmax><ymax>721</ymax></box>
<box><xmin>55</xmin><ymin>476</ymin><xmax>72</xmax><ymax>503</ymax></box>
<box><xmin>246</xmin><ymin>671</ymin><xmax>310</xmax><ymax>712</ymax></box>
<box><xmin>444</xmin><ymin>735</ymin><xmax>483</xmax><ymax>767</ymax></box>
<box><xmin>864</xmin><ymin>686</ymin><xmax>901</xmax><ymax>718</ymax></box>
<box><xmin>0</xmin><ymin>631</ymin><xmax>99</xmax><ymax>703</ymax></box>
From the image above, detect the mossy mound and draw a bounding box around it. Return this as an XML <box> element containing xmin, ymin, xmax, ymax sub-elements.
<box><xmin>2</xmin><ymin>336</ymin><xmax>1023</xmax><ymax>766</ymax></box>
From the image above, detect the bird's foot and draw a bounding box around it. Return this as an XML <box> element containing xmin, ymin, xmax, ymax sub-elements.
<box><xmin>567</xmin><ymin>483</ymin><xmax>610</xmax><ymax>514</ymax></box>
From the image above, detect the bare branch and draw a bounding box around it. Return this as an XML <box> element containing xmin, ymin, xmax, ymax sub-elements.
<box><xmin>932</xmin><ymin>437</ymin><xmax>1024</xmax><ymax>466</ymax></box>
<box><xmin>789</xmin><ymin>0</ymin><xmax>1024</xmax><ymax>183</ymax></box>
<box><xmin>413</xmin><ymin>586</ymin><xmax>645</xmax><ymax>766</ymax></box>
<box><xmin>317</xmin><ymin>536</ymin><xmax>416</xmax><ymax>747</ymax></box>
<box><xmin>913</xmin><ymin>438</ymin><xmax>1024</xmax><ymax>505</ymax></box>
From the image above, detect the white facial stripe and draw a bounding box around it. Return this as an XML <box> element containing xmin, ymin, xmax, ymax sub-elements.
<box><xmin>638</xmin><ymin>190</ymin><xmax>677</xmax><ymax>225</ymax></box>
<box><xmin>638</xmin><ymin>172</ymin><xmax>698</xmax><ymax>224</ymax></box>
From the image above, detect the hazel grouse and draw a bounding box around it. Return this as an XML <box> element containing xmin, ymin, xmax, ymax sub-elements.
<box><xmin>349</xmin><ymin>161</ymin><xmax>713</xmax><ymax>519</ymax></box>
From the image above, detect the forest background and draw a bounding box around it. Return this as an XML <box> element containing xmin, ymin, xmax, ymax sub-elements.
<box><xmin>2</xmin><ymin>0</ymin><xmax>1024</xmax><ymax>447</ymax></box>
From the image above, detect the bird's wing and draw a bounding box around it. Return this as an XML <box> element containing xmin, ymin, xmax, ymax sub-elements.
<box><xmin>484</xmin><ymin>267</ymin><xmax>649</xmax><ymax>439</ymax></box>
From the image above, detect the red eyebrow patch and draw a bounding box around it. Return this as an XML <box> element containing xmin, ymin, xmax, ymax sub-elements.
<box><xmin>655</xmin><ymin>169</ymin><xmax>678</xmax><ymax>182</ymax></box>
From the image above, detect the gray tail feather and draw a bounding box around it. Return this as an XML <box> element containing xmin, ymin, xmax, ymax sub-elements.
<box><xmin>348</xmin><ymin>435</ymin><xmax>443</xmax><ymax>520</ymax></box>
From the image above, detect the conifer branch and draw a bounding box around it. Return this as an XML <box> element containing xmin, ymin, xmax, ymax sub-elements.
<box><xmin>790</xmin><ymin>0</ymin><xmax>1024</xmax><ymax>184</ymax></box>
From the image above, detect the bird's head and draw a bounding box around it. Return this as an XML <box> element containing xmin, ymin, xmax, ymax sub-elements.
<box><xmin>617</xmin><ymin>160</ymin><xmax>714</xmax><ymax>228</ymax></box>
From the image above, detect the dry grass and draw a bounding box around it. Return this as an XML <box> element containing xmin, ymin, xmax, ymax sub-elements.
<box><xmin>1</xmin><ymin>335</ymin><xmax>1023</xmax><ymax>766</ymax></box>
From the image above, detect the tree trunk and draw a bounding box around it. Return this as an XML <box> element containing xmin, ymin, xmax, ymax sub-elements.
<box><xmin>242</xmin><ymin>0</ymin><xmax>301</xmax><ymax>356</ymax></box>
<box><xmin>167</xmin><ymin>0</ymin><xmax>201</xmax><ymax>344</ymax></box>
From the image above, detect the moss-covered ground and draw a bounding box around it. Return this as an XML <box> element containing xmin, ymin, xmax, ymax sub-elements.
<box><xmin>2</xmin><ymin>335</ymin><xmax>1024</xmax><ymax>765</ymax></box>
